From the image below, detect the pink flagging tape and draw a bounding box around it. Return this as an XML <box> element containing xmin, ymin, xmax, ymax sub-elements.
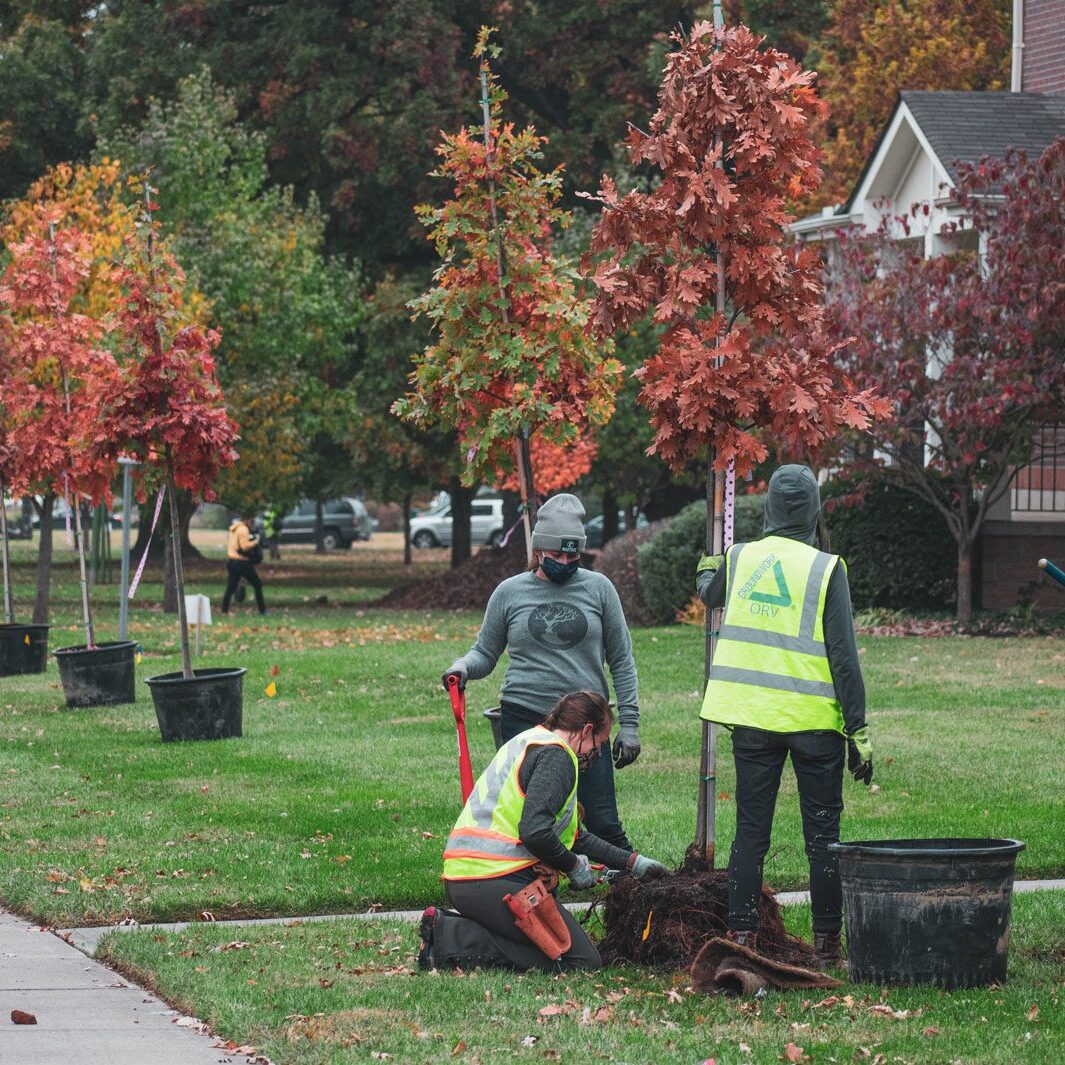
<box><xmin>498</xmin><ymin>513</ymin><xmax>525</xmax><ymax>549</ymax></box>
<box><xmin>724</xmin><ymin>460</ymin><xmax>736</xmax><ymax>549</ymax></box>
<box><xmin>127</xmin><ymin>485</ymin><xmax>166</xmax><ymax>600</ymax></box>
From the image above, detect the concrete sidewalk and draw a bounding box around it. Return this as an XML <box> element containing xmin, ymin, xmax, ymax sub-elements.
<box><xmin>0</xmin><ymin>910</ymin><xmax>237</xmax><ymax>1065</ymax></box>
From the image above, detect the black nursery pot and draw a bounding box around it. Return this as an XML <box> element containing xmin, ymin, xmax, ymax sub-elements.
<box><xmin>0</xmin><ymin>623</ymin><xmax>49</xmax><ymax>676</ymax></box>
<box><xmin>146</xmin><ymin>666</ymin><xmax>246</xmax><ymax>742</ymax></box>
<box><xmin>831</xmin><ymin>837</ymin><xmax>1025</xmax><ymax>989</ymax></box>
<box><xmin>54</xmin><ymin>641</ymin><xmax>137</xmax><ymax>707</ymax></box>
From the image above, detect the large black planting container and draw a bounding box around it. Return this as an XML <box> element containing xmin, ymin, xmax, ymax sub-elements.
<box><xmin>54</xmin><ymin>641</ymin><xmax>137</xmax><ymax>707</ymax></box>
<box><xmin>831</xmin><ymin>838</ymin><xmax>1025</xmax><ymax>988</ymax></box>
<box><xmin>0</xmin><ymin>623</ymin><xmax>49</xmax><ymax>675</ymax></box>
<box><xmin>146</xmin><ymin>667</ymin><xmax>246</xmax><ymax>742</ymax></box>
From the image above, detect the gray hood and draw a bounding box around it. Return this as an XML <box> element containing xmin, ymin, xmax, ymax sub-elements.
<box><xmin>762</xmin><ymin>464</ymin><xmax>821</xmax><ymax>546</ymax></box>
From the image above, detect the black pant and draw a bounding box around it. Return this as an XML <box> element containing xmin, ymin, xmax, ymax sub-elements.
<box><xmin>728</xmin><ymin>726</ymin><xmax>845</xmax><ymax>935</ymax></box>
<box><xmin>500</xmin><ymin>701</ymin><xmax>631</xmax><ymax>850</ymax></box>
<box><xmin>222</xmin><ymin>559</ymin><xmax>265</xmax><ymax>614</ymax></box>
<box><xmin>434</xmin><ymin>873</ymin><xmax>601</xmax><ymax>972</ymax></box>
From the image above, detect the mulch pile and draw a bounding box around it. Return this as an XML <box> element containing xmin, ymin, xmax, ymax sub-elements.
<box><xmin>598</xmin><ymin>864</ymin><xmax>818</xmax><ymax>971</ymax></box>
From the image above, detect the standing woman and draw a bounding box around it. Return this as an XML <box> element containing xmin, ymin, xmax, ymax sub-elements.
<box><xmin>443</xmin><ymin>493</ymin><xmax>641</xmax><ymax>848</ymax></box>
<box><xmin>419</xmin><ymin>691</ymin><xmax>667</xmax><ymax>972</ymax></box>
<box><xmin>221</xmin><ymin>513</ymin><xmax>266</xmax><ymax>615</ymax></box>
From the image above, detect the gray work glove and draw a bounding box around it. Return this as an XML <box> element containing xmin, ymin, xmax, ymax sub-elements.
<box><xmin>628</xmin><ymin>853</ymin><xmax>669</xmax><ymax>879</ymax></box>
<box><xmin>567</xmin><ymin>854</ymin><xmax>598</xmax><ymax>890</ymax></box>
<box><xmin>612</xmin><ymin>723</ymin><xmax>641</xmax><ymax>769</ymax></box>
<box><xmin>442</xmin><ymin>663</ymin><xmax>467</xmax><ymax>692</ymax></box>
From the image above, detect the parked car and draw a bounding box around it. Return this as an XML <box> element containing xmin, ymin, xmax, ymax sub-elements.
<box><xmin>410</xmin><ymin>497</ymin><xmax>505</xmax><ymax>549</ymax></box>
<box><xmin>277</xmin><ymin>498</ymin><xmax>373</xmax><ymax>551</ymax></box>
<box><xmin>584</xmin><ymin>510</ymin><xmax>648</xmax><ymax>549</ymax></box>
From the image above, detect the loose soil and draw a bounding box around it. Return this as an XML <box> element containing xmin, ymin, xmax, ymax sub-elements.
<box><xmin>598</xmin><ymin>866</ymin><xmax>819</xmax><ymax>971</ymax></box>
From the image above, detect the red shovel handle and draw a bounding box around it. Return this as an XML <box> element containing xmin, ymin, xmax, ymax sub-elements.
<box><xmin>446</xmin><ymin>674</ymin><xmax>475</xmax><ymax>804</ymax></box>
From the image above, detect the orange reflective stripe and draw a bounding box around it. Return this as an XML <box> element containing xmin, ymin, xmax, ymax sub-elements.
<box><xmin>455</xmin><ymin>827</ymin><xmax>522</xmax><ymax>843</ymax></box>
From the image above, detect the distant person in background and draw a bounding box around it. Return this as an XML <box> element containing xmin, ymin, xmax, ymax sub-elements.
<box><xmin>263</xmin><ymin>505</ymin><xmax>281</xmax><ymax>560</ymax></box>
<box><xmin>222</xmin><ymin>514</ymin><xmax>266</xmax><ymax>615</ymax></box>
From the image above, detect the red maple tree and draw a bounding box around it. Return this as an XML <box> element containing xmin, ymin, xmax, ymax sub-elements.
<box><xmin>102</xmin><ymin>192</ymin><xmax>239</xmax><ymax>677</ymax></box>
<box><xmin>0</xmin><ymin>217</ymin><xmax>121</xmax><ymax>644</ymax></box>
<box><xmin>584</xmin><ymin>22</ymin><xmax>887</xmax><ymax>477</ymax></box>
<box><xmin>825</xmin><ymin>139</ymin><xmax>1065</xmax><ymax>622</ymax></box>
<box><xmin>497</xmin><ymin>434</ymin><xmax>599</xmax><ymax>497</ymax></box>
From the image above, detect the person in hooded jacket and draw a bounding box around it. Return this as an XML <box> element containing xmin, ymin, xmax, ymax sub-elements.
<box><xmin>696</xmin><ymin>465</ymin><xmax>872</xmax><ymax>968</ymax></box>
<box><xmin>443</xmin><ymin>493</ymin><xmax>640</xmax><ymax>850</ymax></box>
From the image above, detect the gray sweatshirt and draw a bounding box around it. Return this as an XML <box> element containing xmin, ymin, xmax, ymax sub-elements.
<box><xmin>449</xmin><ymin>569</ymin><xmax>639</xmax><ymax>727</ymax></box>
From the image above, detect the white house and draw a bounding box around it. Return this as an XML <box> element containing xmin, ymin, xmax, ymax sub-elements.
<box><xmin>792</xmin><ymin>0</ymin><xmax>1065</xmax><ymax>610</ymax></box>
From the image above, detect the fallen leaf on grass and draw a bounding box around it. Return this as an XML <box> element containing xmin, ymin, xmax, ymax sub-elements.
<box><xmin>210</xmin><ymin>941</ymin><xmax>251</xmax><ymax>953</ymax></box>
<box><xmin>922</xmin><ymin>1026</ymin><xmax>940</xmax><ymax>1037</ymax></box>
<box><xmin>1026</xmin><ymin>1003</ymin><xmax>1040</xmax><ymax>1022</ymax></box>
<box><xmin>11</xmin><ymin>1010</ymin><xmax>37</xmax><ymax>1025</ymax></box>
<box><xmin>264</xmin><ymin>682</ymin><xmax>277</xmax><ymax>698</ymax></box>
<box><xmin>868</xmin><ymin>1004</ymin><xmax>911</xmax><ymax>1020</ymax></box>
<box><xmin>580</xmin><ymin>1006</ymin><xmax>614</xmax><ymax>1025</ymax></box>
<box><xmin>520</xmin><ymin>1035</ymin><xmax>538</xmax><ymax>1046</ymax></box>
<box><xmin>173</xmin><ymin>1016</ymin><xmax>209</xmax><ymax>1034</ymax></box>
<box><xmin>451</xmin><ymin>1041</ymin><xmax>466</xmax><ymax>1055</ymax></box>
<box><xmin>371</xmin><ymin>1054</ymin><xmax>391</xmax><ymax>1061</ymax></box>
<box><xmin>782</xmin><ymin>1044</ymin><xmax>808</xmax><ymax>1064</ymax></box>
<box><xmin>270</xmin><ymin>664</ymin><xmax>280</xmax><ymax>676</ymax></box>
<box><xmin>811</xmin><ymin>995</ymin><xmax>840</xmax><ymax>1009</ymax></box>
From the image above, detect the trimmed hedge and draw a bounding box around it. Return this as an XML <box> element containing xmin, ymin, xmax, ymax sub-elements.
<box><xmin>595</xmin><ymin>519</ymin><xmax>669</xmax><ymax>628</ymax></box>
<box><xmin>821</xmin><ymin>477</ymin><xmax>956</xmax><ymax>611</ymax></box>
<box><xmin>635</xmin><ymin>494</ymin><xmax>765</xmax><ymax>625</ymax></box>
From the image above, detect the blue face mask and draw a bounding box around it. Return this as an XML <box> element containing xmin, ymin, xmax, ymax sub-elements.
<box><xmin>541</xmin><ymin>555</ymin><xmax>579</xmax><ymax>584</ymax></box>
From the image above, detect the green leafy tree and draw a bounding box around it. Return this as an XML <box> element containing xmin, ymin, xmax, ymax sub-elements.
<box><xmin>102</xmin><ymin>70</ymin><xmax>363</xmax><ymax>520</ymax></box>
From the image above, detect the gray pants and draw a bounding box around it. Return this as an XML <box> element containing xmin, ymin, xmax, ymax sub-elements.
<box><xmin>433</xmin><ymin>874</ymin><xmax>601</xmax><ymax>972</ymax></box>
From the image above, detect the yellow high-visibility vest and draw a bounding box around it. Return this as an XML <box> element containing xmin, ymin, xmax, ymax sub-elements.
<box><xmin>443</xmin><ymin>727</ymin><xmax>578</xmax><ymax>881</ymax></box>
<box><xmin>701</xmin><ymin>535</ymin><xmax>845</xmax><ymax>734</ymax></box>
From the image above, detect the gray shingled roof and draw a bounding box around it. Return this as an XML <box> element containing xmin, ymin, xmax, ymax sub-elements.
<box><xmin>838</xmin><ymin>91</ymin><xmax>1065</xmax><ymax>213</ymax></box>
<box><xmin>901</xmin><ymin>90</ymin><xmax>1065</xmax><ymax>182</ymax></box>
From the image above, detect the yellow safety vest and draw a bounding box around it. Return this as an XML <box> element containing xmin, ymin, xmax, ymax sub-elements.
<box><xmin>701</xmin><ymin>535</ymin><xmax>845</xmax><ymax>734</ymax></box>
<box><xmin>443</xmin><ymin>727</ymin><xmax>579</xmax><ymax>881</ymax></box>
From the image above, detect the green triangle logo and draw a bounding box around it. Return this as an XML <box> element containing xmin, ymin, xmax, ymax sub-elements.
<box><xmin>749</xmin><ymin>560</ymin><xmax>792</xmax><ymax>607</ymax></box>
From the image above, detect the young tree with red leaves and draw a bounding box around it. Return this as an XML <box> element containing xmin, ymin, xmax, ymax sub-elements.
<box><xmin>394</xmin><ymin>30</ymin><xmax>622</xmax><ymax>560</ymax></box>
<box><xmin>825</xmin><ymin>140</ymin><xmax>1065</xmax><ymax>623</ymax></box>
<box><xmin>0</xmin><ymin>219</ymin><xmax>121</xmax><ymax>644</ymax></box>
<box><xmin>102</xmin><ymin>189</ymin><xmax>238</xmax><ymax>678</ymax></box>
<box><xmin>584</xmin><ymin>21</ymin><xmax>887</xmax><ymax>865</ymax></box>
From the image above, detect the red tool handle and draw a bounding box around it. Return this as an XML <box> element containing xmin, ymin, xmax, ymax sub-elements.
<box><xmin>446</xmin><ymin>674</ymin><xmax>475</xmax><ymax>804</ymax></box>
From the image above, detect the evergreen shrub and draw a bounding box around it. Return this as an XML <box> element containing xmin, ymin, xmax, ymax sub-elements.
<box><xmin>636</xmin><ymin>494</ymin><xmax>765</xmax><ymax>625</ymax></box>
<box><xmin>821</xmin><ymin>476</ymin><xmax>956</xmax><ymax>611</ymax></box>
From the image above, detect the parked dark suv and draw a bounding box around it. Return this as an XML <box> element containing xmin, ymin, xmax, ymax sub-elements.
<box><xmin>278</xmin><ymin>498</ymin><xmax>372</xmax><ymax>551</ymax></box>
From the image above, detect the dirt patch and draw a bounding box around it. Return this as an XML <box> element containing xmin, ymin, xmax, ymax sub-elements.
<box><xmin>598</xmin><ymin>864</ymin><xmax>818</xmax><ymax>971</ymax></box>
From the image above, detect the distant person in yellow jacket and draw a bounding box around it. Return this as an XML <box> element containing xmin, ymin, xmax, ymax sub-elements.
<box><xmin>222</xmin><ymin>515</ymin><xmax>266</xmax><ymax>615</ymax></box>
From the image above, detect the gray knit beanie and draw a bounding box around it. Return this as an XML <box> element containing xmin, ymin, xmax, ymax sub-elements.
<box><xmin>531</xmin><ymin>493</ymin><xmax>587</xmax><ymax>552</ymax></box>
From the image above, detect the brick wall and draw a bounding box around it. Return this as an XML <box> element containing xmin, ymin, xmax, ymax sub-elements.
<box><xmin>978</xmin><ymin>521</ymin><xmax>1065</xmax><ymax>610</ymax></box>
<box><xmin>1023</xmin><ymin>0</ymin><xmax>1065</xmax><ymax>94</ymax></box>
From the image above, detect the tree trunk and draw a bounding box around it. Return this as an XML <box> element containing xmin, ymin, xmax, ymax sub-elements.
<box><xmin>20</xmin><ymin>497</ymin><xmax>34</xmax><ymax>538</ymax></box>
<box><xmin>402</xmin><ymin>491</ymin><xmax>413</xmax><ymax>566</ymax></box>
<box><xmin>162</xmin><ymin>526</ymin><xmax>179</xmax><ymax>614</ymax></box>
<box><xmin>956</xmin><ymin>537</ymin><xmax>974</xmax><ymax>624</ymax></box>
<box><xmin>450</xmin><ymin>476</ymin><xmax>472</xmax><ymax>568</ymax></box>
<box><xmin>314</xmin><ymin>499</ymin><xmax>326</xmax><ymax>554</ymax></box>
<box><xmin>32</xmin><ymin>494</ymin><xmax>55</xmax><ymax>625</ymax></box>
<box><xmin>602</xmin><ymin>488</ymin><xmax>619</xmax><ymax>545</ymax></box>
<box><xmin>131</xmin><ymin>488</ymin><xmax>201</xmax><ymax>562</ymax></box>
<box><xmin>165</xmin><ymin>463</ymin><xmax>193</xmax><ymax>679</ymax></box>
<box><xmin>501</xmin><ymin>489</ymin><xmax>526</xmax><ymax>555</ymax></box>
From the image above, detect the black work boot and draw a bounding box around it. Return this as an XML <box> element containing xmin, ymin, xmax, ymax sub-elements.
<box><xmin>726</xmin><ymin>929</ymin><xmax>758</xmax><ymax>953</ymax></box>
<box><xmin>813</xmin><ymin>931</ymin><xmax>842</xmax><ymax>969</ymax></box>
<box><xmin>417</xmin><ymin>906</ymin><xmax>437</xmax><ymax>970</ymax></box>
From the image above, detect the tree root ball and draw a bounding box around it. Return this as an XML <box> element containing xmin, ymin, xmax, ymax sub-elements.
<box><xmin>598</xmin><ymin>867</ymin><xmax>818</xmax><ymax>970</ymax></box>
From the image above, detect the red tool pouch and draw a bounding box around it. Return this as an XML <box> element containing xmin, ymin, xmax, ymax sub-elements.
<box><xmin>503</xmin><ymin>878</ymin><xmax>572</xmax><ymax>961</ymax></box>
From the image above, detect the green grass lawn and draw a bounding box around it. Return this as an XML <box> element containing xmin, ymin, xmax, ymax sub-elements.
<box><xmin>96</xmin><ymin>891</ymin><xmax>1065</xmax><ymax>1064</ymax></box>
<box><xmin>1</xmin><ymin>547</ymin><xmax>1064</xmax><ymax>926</ymax></box>
<box><xmin>4</xmin><ymin>544</ymin><xmax>1065</xmax><ymax>1063</ymax></box>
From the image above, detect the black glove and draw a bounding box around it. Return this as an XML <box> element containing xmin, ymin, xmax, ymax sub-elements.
<box><xmin>847</xmin><ymin>738</ymin><xmax>873</xmax><ymax>785</ymax></box>
<box><xmin>612</xmin><ymin>725</ymin><xmax>641</xmax><ymax>770</ymax></box>
<box><xmin>442</xmin><ymin>665</ymin><xmax>467</xmax><ymax>692</ymax></box>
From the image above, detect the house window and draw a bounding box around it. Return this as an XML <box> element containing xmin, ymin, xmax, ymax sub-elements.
<box><xmin>1011</xmin><ymin>423</ymin><xmax>1065</xmax><ymax>520</ymax></box>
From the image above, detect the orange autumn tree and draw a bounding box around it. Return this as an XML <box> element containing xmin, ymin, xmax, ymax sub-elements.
<box><xmin>584</xmin><ymin>22</ymin><xmax>887</xmax><ymax>865</ymax></box>
<box><xmin>814</xmin><ymin>0</ymin><xmax>1011</xmax><ymax>206</ymax></box>
<box><xmin>498</xmin><ymin>435</ymin><xmax>599</xmax><ymax>497</ymax></box>
<box><xmin>394</xmin><ymin>30</ymin><xmax>622</xmax><ymax>543</ymax></box>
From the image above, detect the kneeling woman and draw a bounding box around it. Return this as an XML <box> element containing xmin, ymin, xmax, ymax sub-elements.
<box><xmin>419</xmin><ymin>691</ymin><xmax>667</xmax><ymax>972</ymax></box>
